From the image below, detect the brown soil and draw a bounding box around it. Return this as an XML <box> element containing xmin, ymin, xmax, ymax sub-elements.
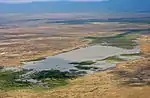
<box><xmin>1</xmin><ymin>22</ymin><xmax>150</xmax><ymax>66</ymax></box>
<box><xmin>0</xmin><ymin>23</ymin><xmax>127</xmax><ymax>66</ymax></box>
<box><xmin>0</xmin><ymin>35</ymin><xmax>150</xmax><ymax>98</ymax></box>
<box><xmin>140</xmin><ymin>35</ymin><xmax>150</xmax><ymax>55</ymax></box>
<box><xmin>0</xmin><ymin>37</ymin><xmax>88</xmax><ymax>66</ymax></box>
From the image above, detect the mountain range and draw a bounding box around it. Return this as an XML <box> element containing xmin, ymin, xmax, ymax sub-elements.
<box><xmin>0</xmin><ymin>0</ymin><xmax>150</xmax><ymax>13</ymax></box>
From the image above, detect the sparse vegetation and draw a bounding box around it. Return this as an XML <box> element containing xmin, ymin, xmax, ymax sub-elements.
<box><xmin>0</xmin><ymin>69</ymin><xmax>78</xmax><ymax>91</ymax></box>
<box><xmin>0</xmin><ymin>69</ymin><xmax>34</xmax><ymax>91</ymax></box>
<box><xmin>99</xmin><ymin>56</ymin><xmax>126</xmax><ymax>62</ymax></box>
<box><xmin>41</xmin><ymin>78</ymin><xmax>68</xmax><ymax>88</ymax></box>
<box><xmin>74</xmin><ymin>65</ymin><xmax>99</xmax><ymax>70</ymax></box>
<box><xmin>120</xmin><ymin>53</ymin><xmax>142</xmax><ymax>56</ymax></box>
<box><xmin>0</xmin><ymin>66</ymin><xmax>4</xmax><ymax>70</ymax></box>
<box><xmin>31</xmin><ymin>70</ymin><xmax>74</xmax><ymax>80</ymax></box>
<box><xmin>85</xmin><ymin>32</ymin><xmax>140</xmax><ymax>49</ymax></box>
<box><xmin>22</xmin><ymin>57</ymin><xmax>46</xmax><ymax>62</ymax></box>
<box><xmin>69</xmin><ymin>60</ymin><xmax>96</xmax><ymax>65</ymax></box>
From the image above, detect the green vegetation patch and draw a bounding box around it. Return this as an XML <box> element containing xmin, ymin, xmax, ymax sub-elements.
<box><xmin>0</xmin><ymin>66</ymin><xmax>4</xmax><ymax>70</ymax></box>
<box><xmin>0</xmin><ymin>69</ymin><xmax>76</xmax><ymax>91</ymax></box>
<box><xmin>120</xmin><ymin>53</ymin><xmax>142</xmax><ymax>56</ymax></box>
<box><xmin>42</xmin><ymin>78</ymin><xmax>68</xmax><ymax>88</ymax></box>
<box><xmin>85</xmin><ymin>32</ymin><xmax>140</xmax><ymax>49</ymax></box>
<box><xmin>74</xmin><ymin>65</ymin><xmax>99</xmax><ymax>70</ymax></box>
<box><xmin>31</xmin><ymin>70</ymin><xmax>74</xmax><ymax>80</ymax></box>
<box><xmin>99</xmin><ymin>56</ymin><xmax>126</xmax><ymax>62</ymax></box>
<box><xmin>0</xmin><ymin>69</ymin><xmax>34</xmax><ymax>91</ymax></box>
<box><xmin>69</xmin><ymin>60</ymin><xmax>96</xmax><ymax>65</ymax></box>
<box><xmin>29</xmin><ymin>70</ymin><xmax>76</xmax><ymax>89</ymax></box>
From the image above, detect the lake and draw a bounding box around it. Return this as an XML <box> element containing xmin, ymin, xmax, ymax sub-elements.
<box><xmin>23</xmin><ymin>45</ymin><xmax>140</xmax><ymax>72</ymax></box>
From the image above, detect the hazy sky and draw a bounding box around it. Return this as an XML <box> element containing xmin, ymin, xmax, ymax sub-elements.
<box><xmin>0</xmin><ymin>0</ymin><xmax>107</xmax><ymax>3</ymax></box>
<box><xmin>0</xmin><ymin>0</ymin><xmax>149</xmax><ymax>13</ymax></box>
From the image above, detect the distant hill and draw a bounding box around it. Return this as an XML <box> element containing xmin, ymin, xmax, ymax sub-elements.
<box><xmin>0</xmin><ymin>0</ymin><xmax>150</xmax><ymax>13</ymax></box>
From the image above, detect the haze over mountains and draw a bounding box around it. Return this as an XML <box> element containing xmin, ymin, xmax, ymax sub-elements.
<box><xmin>0</xmin><ymin>0</ymin><xmax>150</xmax><ymax>13</ymax></box>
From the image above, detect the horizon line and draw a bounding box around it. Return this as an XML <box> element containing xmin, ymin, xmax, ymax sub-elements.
<box><xmin>0</xmin><ymin>0</ymin><xmax>108</xmax><ymax>4</ymax></box>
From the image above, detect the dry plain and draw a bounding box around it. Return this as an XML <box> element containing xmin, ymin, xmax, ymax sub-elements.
<box><xmin>0</xmin><ymin>15</ymin><xmax>150</xmax><ymax>98</ymax></box>
<box><xmin>0</xmin><ymin>35</ymin><xmax>149</xmax><ymax>98</ymax></box>
<box><xmin>0</xmin><ymin>21</ymin><xmax>150</xmax><ymax>66</ymax></box>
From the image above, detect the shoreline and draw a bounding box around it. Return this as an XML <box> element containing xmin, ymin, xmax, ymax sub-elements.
<box><xmin>3</xmin><ymin>41</ymin><xmax>141</xmax><ymax>71</ymax></box>
<box><xmin>0</xmin><ymin>36</ymin><xmax>148</xmax><ymax>97</ymax></box>
<box><xmin>1</xmin><ymin>31</ymin><xmax>142</xmax><ymax>67</ymax></box>
<box><xmin>1</xmin><ymin>42</ymin><xmax>89</xmax><ymax>67</ymax></box>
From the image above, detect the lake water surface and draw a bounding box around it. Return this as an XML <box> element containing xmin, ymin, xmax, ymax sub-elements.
<box><xmin>23</xmin><ymin>45</ymin><xmax>140</xmax><ymax>72</ymax></box>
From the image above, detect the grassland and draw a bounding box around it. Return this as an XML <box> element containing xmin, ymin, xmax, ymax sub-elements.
<box><xmin>0</xmin><ymin>16</ymin><xmax>150</xmax><ymax>97</ymax></box>
<box><xmin>0</xmin><ymin>20</ymin><xmax>150</xmax><ymax>66</ymax></box>
<box><xmin>69</xmin><ymin>60</ymin><xmax>98</xmax><ymax>70</ymax></box>
<box><xmin>85</xmin><ymin>32</ymin><xmax>140</xmax><ymax>49</ymax></box>
<box><xmin>99</xmin><ymin>56</ymin><xmax>126</xmax><ymax>62</ymax></box>
<box><xmin>22</xmin><ymin>57</ymin><xmax>46</xmax><ymax>62</ymax></box>
<box><xmin>120</xmin><ymin>53</ymin><xmax>142</xmax><ymax>56</ymax></box>
<box><xmin>74</xmin><ymin>65</ymin><xmax>99</xmax><ymax>70</ymax></box>
<box><xmin>1</xmin><ymin>35</ymin><xmax>149</xmax><ymax>98</ymax></box>
<box><xmin>0</xmin><ymin>69</ymin><xmax>33</xmax><ymax>91</ymax></box>
<box><xmin>69</xmin><ymin>60</ymin><xmax>96</xmax><ymax>65</ymax></box>
<box><xmin>0</xmin><ymin>69</ymin><xmax>76</xmax><ymax>91</ymax></box>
